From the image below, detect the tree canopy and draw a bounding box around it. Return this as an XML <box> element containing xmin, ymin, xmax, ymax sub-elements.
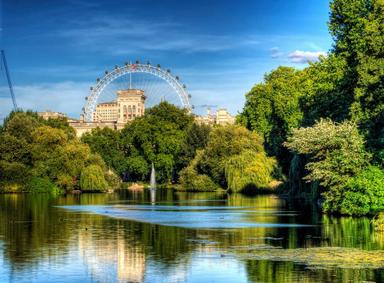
<box><xmin>239</xmin><ymin>0</ymin><xmax>384</xmax><ymax>215</ymax></box>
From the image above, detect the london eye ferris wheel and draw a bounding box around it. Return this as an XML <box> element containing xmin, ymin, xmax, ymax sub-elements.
<box><xmin>83</xmin><ymin>61</ymin><xmax>193</xmax><ymax>122</ymax></box>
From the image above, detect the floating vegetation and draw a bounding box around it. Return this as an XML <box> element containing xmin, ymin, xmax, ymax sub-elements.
<box><xmin>236</xmin><ymin>247</ymin><xmax>384</xmax><ymax>269</ymax></box>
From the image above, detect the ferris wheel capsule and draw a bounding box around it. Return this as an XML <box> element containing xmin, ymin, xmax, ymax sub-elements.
<box><xmin>105</xmin><ymin>70</ymin><xmax>109</xmax><ymax>74</ymax></box>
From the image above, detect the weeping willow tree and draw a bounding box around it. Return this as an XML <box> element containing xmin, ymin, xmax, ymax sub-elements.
<box><xmin>80</xmin><ymin>165</ymin><xmax>108</xmax><ymax>191</ymax></box>
<box><xmin>225</xmin><ymin>150</ymin><xmax>277</xmax><ymax>192</ymax></box>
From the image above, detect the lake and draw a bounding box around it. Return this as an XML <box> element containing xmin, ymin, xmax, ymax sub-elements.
<box><xmin>1</xmin><ymin>190</ymin><xmax>383</xmax><ymax>282</ymax></box>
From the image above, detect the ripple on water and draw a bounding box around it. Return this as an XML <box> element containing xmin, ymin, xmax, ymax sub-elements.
<box><xmin>57</xmin><ymin>204</ymin><xmax>312</xmax><ymax>229</ymax></box>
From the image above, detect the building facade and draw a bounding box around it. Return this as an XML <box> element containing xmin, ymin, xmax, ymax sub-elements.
<box><xmin>195</xmin><ymin>108</ymin><xmax>235</xmax><ymax>125</ymax></box>
<box><xmin>67</xmin><ymin>89</ymin><xmax>146</xmax><ymax>137</ymax></box>
<box><xmin>38</xmin><ymin>111</ymin><xmax>67</xmax><ymax>120</ymax></box>
<box><xmin>92</xmin><ymin>89</ymin><xmax>146</xmax><ymax>124</ymax></box>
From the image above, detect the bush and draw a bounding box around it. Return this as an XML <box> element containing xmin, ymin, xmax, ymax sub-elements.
<box><xmin>56</xmin><ymin>174</ymin><xmax>75</xmax><ymax>191</ymax></box>
<box><xmin>337</xmin><ymin>166</ymin><xmax>384</xmax><ymax>216</ymax></box>
<box><xmin>26</xmin><ymin>177</ymin><xmax>61</xmax><ymax>194</ymax></box>
<box><xmin>285</xmin><ymin>119</ymin><xmax>373</xmax><ymax>215</ymax></box>
<box><xmin>105</xmin><ymin>170</ymin><xmax>121</xmax><ymax>189</ymax></box>
<box><xmin>179</xmin><ymin>166</ymin><xmax>219</xmax><ymax>192</ymax></box>
<box><xmin>80</xmin><ymin>165</ymin><xmax>108</xmax><ymax>192</ymax></box>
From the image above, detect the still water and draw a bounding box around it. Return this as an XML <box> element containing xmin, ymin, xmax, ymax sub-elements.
<box><xmin>1</xmin><ymin>190</ymin><xmax>384</xmax><ymax>283</ymax></box>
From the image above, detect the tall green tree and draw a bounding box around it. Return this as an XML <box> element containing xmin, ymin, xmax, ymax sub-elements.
<box><xmin>329</xmin><ymin>0</ymin><xmax>384</xmax><ymax>165</ymax></box>
<box><xmin>120</xmin><ymin>102</ymin><xmax>194</xmax><ymax>183</ymax></box>
<box><xmin>239</xmin><ymin>67</ymin><xmax>306</xmax><ymax>172</ymax></box>
<box><xmin>284</xmin><ymin>119</ymin><xmax>375</xmax><ymax>214</ymax></box>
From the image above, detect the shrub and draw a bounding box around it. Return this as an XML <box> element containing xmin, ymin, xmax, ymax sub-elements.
<box><xmin>26</xmin><ymin>177</ymin><xmax>61</xmax><ymax>193</ymax></box>
<box><xmin>179</xmin><ymin>165</ymin><xmax>219</xmax><ymax>191</ymax></box>
<box><xmin>285</xmin><ymin>119</ymin><xmax>373</xmax><ymax>215</ymax></box>
<box><xmin>105</xmin><ymin>170</ymin><xmax>121</xmax><ymax>189</ymax></box>
<box><xmin>337</xmin><ymin>166</ymin><xmax>384</xmax><ymax>216</ymax></box>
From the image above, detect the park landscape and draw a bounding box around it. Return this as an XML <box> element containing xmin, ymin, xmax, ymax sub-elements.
<box><xmin>0</xmin><ymin>0</ymin><xmax>383</xmax><ymax>282</ymax></box>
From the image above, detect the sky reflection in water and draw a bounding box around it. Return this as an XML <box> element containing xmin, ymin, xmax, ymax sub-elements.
<box><xmin>58</xmin><ymin>204</ymin><xmax>310</xmax><ymax>229</ymax></box>
<box><xmin>1</xmin><ymin>192</ymin><xmax>384</xmax><ymax>283</ymax></box>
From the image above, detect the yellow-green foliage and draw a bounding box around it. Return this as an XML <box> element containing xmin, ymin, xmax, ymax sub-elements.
<box><xmin>225</xmin><ymin>150</ymin><xmax>277</xmax><ymax>192</ymax></box>
<box><xmin>179</xmin><ymin>150</ymin><xmax>220</xmax><ymax>191</ymax></box>
<box><xmin>284</xmin><ymin>119</ymin><xmax>384</xmax><ymax>216</ymax></box>
<box><xmin>181</xmin><ymin>125</ymin><xmax>279</xmax><ymax>192</ymax></box>
<box><xmin>0</xmin><ymin>111</ymin><xmax>112</xmax><ymax>192</ymax></box>
<box><xmin>80</xmin><ymin>165</ymin><xmax>108</xmax><ymax>192</ymax></box>
<box><xmin>372</xmin><ymin>213</ymin><xmax>384</xmax><ymax>232</ymax></box>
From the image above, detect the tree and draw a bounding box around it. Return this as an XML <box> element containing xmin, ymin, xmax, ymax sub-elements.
<box><xmin>239</xmin><ymin>67</ymin><xmax>307</xmax><ymax>172</ymax></box>
<box><xmin>284</xmin><ymin>119</ymin><xmax>371</xmax><ymax>214</ymax></box>
<box><xmin>177</xmin><ymin>123</ymin><xmax>211</xmax><ymax>174</ymax></box>
<box><xmin>225</xmin><ymin>150</ymin><xmax>277</xmax><ymax>192</ymax></box>
<box><xmin>179</xmin><ymin>150</ymin><xmax>219</xmax><ymax>191</ymax></box>
<box><xmin>180</xmin><ymin>125</ymin><xmax>278</xmax><ymax>192</ymax></box>
<box><xmin>2</xmin><ymin>111</ymin><xmax>43</xmax><ymax>142</ymax></box>
<box><xmin>301</xmin><ymin>55</ymin><xmax>352</xmax><ymax>125</ymax></box>
<box><xmin>80</xmin><ymin>165</ymin><xmax>108</xmax><ymax>191</ymax></box>
<box><xmin>0</xmin><ymin>110</ymin><xmax>111</xmax><ymax>192</ymax></box>
<box><xmin>329</xmin><ymin>0</ymin><xmax>384</xmax><ymax>165</ymax></box>
<box><xmin>126</xmin><ymin>156</ymin><xmax>149</xmax><ymax>180</ymax></box>
<box><xmin>81</xmin><ymin>127</ymin><xmax>126</xmax><ymax>174</ymax></box>
<box><xmin>120</xmin><ymin>102</ymin><xmax>193</xmax><ymax>183</ymax></box>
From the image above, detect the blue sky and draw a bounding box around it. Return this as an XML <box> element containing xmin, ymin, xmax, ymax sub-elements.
<box><xmin>0</xmin><ymin>0</ymin><xmax>332</xmax><ymax>118</ymax></box>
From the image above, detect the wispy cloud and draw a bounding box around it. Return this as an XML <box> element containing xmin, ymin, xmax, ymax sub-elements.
<box><xmin>56</xmin><ymin>14</ymin><xmax>260</xmax><ymax>54</ymax></box>
<box><xmin>270</xmin><ymin>47</ymin><xmax>283</xmax><ymax>59</ymax></box>
<box><xmin>288</xmin><ymin>50</ymin><xmax>327</xmax><ymax>63</ymax></box>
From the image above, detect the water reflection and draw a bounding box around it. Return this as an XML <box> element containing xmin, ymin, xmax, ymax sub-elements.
<box><xmin>0</xmin><ymin>191</ymin><xmax>383</xmax><ymax>282</ymax></box>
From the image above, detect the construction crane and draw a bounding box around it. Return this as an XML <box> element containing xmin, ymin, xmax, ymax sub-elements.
<box><xmin>1</xmin><ymin>50</ymin><xmax>17</xmax><ymax>110</ymax></box>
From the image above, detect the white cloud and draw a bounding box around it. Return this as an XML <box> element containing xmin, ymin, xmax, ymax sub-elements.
<box><xmin>0</xmin><ymin>82</ymin><xmax>89</xmax><ymax>119</ymax></box>
<box><xmin>288</xmin><ymin>50</ymin><xmax>327</xmax><ymax>63</ymax></box>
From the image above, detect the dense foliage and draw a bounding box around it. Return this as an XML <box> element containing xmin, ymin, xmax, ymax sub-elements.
<box><xmin>239</xmin><ymin>67</ymin><xmax>306</xmax><ymax>172</ymax></box>
<box><xmin>239</xmin><ymin>0</ymin><xmax>384</xmax><ymax>215</ymax></box>
<box><xmin>179</xmin><ymin>125</ymin><xmax>278</xmax><ymax>192</ymax></box>
<box><xmin>284</xmin><ymin>119</ymin><xmax>380</xmax><ymax>214</ymax></box>
<box><xmin>0</xmin><ymin>111</ymin><xmax>113</xmax><ymax>193</ymax></box>
<box><xmin>82</xmin><ymin>102</ymin><xmax>209</xmax><ymax>184</ymax></box>
<box><xmin>80</xmin><ymin>165</ymin><xmax>108</xmax><ymax>191</ymax></box>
